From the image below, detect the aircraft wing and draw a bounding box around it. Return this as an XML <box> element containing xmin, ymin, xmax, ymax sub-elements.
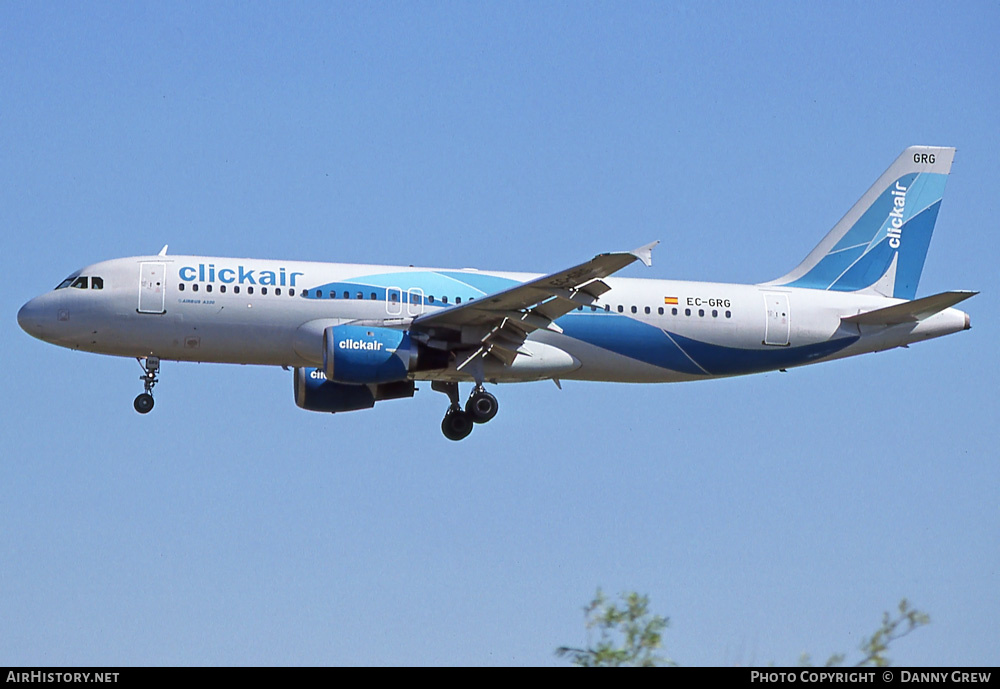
<box><xmin>410</xmin><ymin>241</ymin><xmax>658</xmax><ymax>369</ymax></box>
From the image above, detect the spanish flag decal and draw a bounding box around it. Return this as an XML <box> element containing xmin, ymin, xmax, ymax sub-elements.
<box><xmin>664</xmin><ymin>296</ymin><xmax>679</xmax><ymax>305</ymax></box>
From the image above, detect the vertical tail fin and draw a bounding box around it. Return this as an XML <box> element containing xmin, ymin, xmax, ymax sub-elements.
<box><xmin>768</xmin><ymin>146</ymin><xmax>955</xmax><ymax>300</ymax></box>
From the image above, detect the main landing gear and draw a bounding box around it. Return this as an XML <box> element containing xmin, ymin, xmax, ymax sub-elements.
<box><xmin>133</xmin><ymin>356</ymin><xmax>159</xmax><ymax>414</ymax></box>
<box><xmin>433</xmin><ymin>382</ymin><xmax>499</xmax><ymax>441</ymax></box>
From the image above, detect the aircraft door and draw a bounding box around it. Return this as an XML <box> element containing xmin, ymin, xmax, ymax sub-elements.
<box><xmin>406</xmin><ymin>288</ymin><xmax>424</xmax><ymax>317</ymax></box>
<box><xmin>763</xmin><ymin>293</ymin><xmax>790</xmax><ymax>346</ymax></box>
<box><xmin>138</xmin><ymin>262</ymin><xmax>167</xmax><ymax>314</ymax></box>
<box><xmin>386</xmin><ymin>287</ymin><xmax>403</xmax><ymax>316</ymax></box>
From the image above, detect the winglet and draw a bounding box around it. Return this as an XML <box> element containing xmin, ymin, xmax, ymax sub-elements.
<box><xmin>158</xmin><ymin>244</ymin><xmax>169</xmax><ymax>256</ymax></box>
<box><xmin>630</xmin><ymin>240</ymin><xmax>659</xmax><ymax>268</ymax></box>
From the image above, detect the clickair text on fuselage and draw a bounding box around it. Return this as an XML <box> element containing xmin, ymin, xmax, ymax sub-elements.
<box><xmin>178</xmin><ymin>264</ymin><xmax>305</xmax><ymax>287</ymax></box>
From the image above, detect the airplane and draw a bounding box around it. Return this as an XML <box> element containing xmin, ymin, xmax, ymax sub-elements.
<box><xmin>17</xmin><ymin>146</ymin><xmax>975</xmax><ymax>440</ymax></box>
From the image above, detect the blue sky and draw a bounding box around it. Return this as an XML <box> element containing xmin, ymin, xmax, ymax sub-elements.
<box><xmin>2</xmin><ymin>1</ymin><xmax>997</xmax><ymax>666</ymax></box>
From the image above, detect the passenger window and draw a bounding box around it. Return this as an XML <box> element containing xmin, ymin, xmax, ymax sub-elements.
<box><xmin>428</xmin><ymin>296</ymin><xmax>435</xmax><ymax>304</ymax></box>
<box><xmin>262</xmin><ymin>287</ymin><xmax>268</xmax><ymax>295</ymax></box>
<box><xmin>234</xmin><ymin>286</ymin><xmax>241</xmax><ymax>294</ymax></box>
<box><xmin>725</xmin><ymin>310</ymin><xmax>732</xmax><ymax>318</ymax></box>
<box><xmin>206</xmin><ymin>284</ymin><xmax>213</xmax><ymax>293</ymax></box>
<box><xmin>684</xmin><ymin>308</ymin><xmax>690</xmax><ymax>316</ymax></box>
<box><xmin>644</xmin><ymin>306</ymin><xmax>651</xmax><ymax>314</ymax></box>
<box><xmin>247</xmin><ymin>286</ymin><xmax>254</xmax><ymax>295</ymax></box>
<box><xmin>71</xmin><ymin>277</ymin><xmax>88</xmax><ymax>289</ymax></box>
<box><xmin>370</xmin><ymin>292</ymin><xmax>376</xmax><ymax>300</ymax></box>
<box><xmin>617</xmin><ymin>305</ymin><xmax>623</xmax><ymax>313</ymax></box>
<box><xmin>179</xmin><ymin>283</ymin><xmax>185</xmax><ymax>292</ymax></box>
<box><xmin>356</xmin><ymin>291</ymin><xmax>363</xmax><ymax>300</ymax></box>
<box><xmin>275</xmin><ymin>288</ymin><xmax>281</xmax><ymax>296</ymax></box>
<box><xmin>192</xmin><ymin>284</ymin><xmax>199</xmax><ymax>292</ymax></box>
<box><xmin>289</xmin><ymin>289</ymin><xmax>295</xmax><ymax>297</ymax></box>
<box><xmin>390</xmin><ymin>293</ymin><xmax>399</xmax><ymax>302</ymax></box>
<box><xmin>220</xmin><ymin>285</ymin><xmax>226</xmax><ymax>293</ymax></box>
<box><xmin>442</xmin><ymin>296</ymin><xmax>449</xmax><ymax>304</ymax></box>
<box><xmin>456</xmin><ymin>297</ymin><xmax>462</xmax><ymax>304</ymax></box>
<box><xmin>658</xmin><ymin>307</ymin><xmax>663</xmax><ymax>315</ymax></box>
<box><xmin>604</xmin><ymin>304</ymin><xmax>610</xmax><ymax>312</ymax></box>
<box><xmin>712</xmin><ymin>309</ymin><xmax>718</xmax><ymax>318</ymax></box>
<box><xmin>344</xmin><ymin>291</ymin><xmax>350</xmax><ymax>299</ymax></box>
<box><xmin>91</xmin><ymin>277</ymin><xmax>104</xmax><ymax>290</ymax></box>
<box><xmin>631</xmin><ymin>306</ymin><xmax>637</xmax><ymax>314</ymax></box>
<box><xmin>672</xmin><ymin>307</ymin><xmax>678</xmax><ymax>316</ymax></box>
<box><xmin>698</xmin><ymin>309</ymin><xmax>704</xmax><ymax>317</ymax></box>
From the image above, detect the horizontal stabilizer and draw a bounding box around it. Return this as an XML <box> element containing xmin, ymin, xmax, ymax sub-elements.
<box><xmin>842</xmin><ymin>291</ymin><xmax>977</xmax><ymax>326</ymax></box>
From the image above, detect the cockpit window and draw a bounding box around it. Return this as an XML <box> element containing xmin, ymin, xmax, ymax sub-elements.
<box><xmin>55</xmin><ymin>274</ymin><xmax>104</xmax><ymax>290</ymax></box>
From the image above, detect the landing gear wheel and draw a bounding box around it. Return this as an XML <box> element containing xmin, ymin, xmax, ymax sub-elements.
<box><xmin>134</xmin><ymin>393</ymin><xmax>154</xmax><ymax>414</ymax></box>
<box><xmin>466</xmin><ymin>389</ymin><xmax>499</xmax><ymax>424</ymax></box>
<box><xmin>442</xmin><ymin>407</ymin><xmax>474</xmax><ymax>441</ymax></box>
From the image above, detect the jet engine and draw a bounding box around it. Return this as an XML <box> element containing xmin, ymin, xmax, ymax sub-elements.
<box><xmin>293</xmin><ymin>367</ymin><xmax>414</xmax><ymax>413</ymax></box>
<box><xmin>323</xmin><ymin>324</ymin><xmax>417</xmax><ymax>384</ymax></box>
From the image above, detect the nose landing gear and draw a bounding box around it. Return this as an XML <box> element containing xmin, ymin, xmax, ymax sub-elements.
<box><xmin>433</xmin><ymin>381</ymin><xmax>500</xmax><ymax>441</ymax></box>
<box><xmin>134</xmin><ymin>356</ymin><xmax>159</xmax><ymax>414</ymax></box>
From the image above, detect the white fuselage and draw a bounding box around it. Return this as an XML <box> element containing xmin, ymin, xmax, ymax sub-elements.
<box><xmin>17</xmin><ymin>254</ymin><xmax>971</xmax><ymax>385</ymax></box>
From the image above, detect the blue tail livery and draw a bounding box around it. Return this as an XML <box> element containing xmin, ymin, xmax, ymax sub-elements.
<box><xmin>768</xmin><ymin>146</ymin><xmax>955</xmax><ymax>299</ymax></box>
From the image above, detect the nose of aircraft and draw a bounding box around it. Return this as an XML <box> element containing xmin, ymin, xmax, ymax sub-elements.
<box><xmin>17</xmin><ymin>297</ymin><xmax>47</xmax><ymax>340</ymax></box>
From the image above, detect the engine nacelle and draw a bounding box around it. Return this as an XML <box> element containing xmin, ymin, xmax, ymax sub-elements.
<box><xmin>294</xmin><ymin>367</ymin><xmax>414</xmax><ymax>413</ymax></box>
<box><xmin>323</xmin><ymin>325</ymin><xmax>415</xmax><ymax>384</ymax></box>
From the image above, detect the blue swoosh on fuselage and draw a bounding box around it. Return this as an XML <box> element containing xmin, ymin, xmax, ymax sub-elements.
<box><xmin>302</xmin><ymin>271</ymin><xmax>520</xmax><ymax>305</ymax></box>
<box><xmin>557</xmin><ymin>313</ymin><xmax>706</xmax><ymax>375</ymax></box>
<box><xmin>558</xmin><ymin>313</ymin><xmax>859</xmax><ymax>376</ymax></box>
<box><xmin>666</xmin><ymin>330</ymin><xmax>859</xmax><ymax>375</ymax></box>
